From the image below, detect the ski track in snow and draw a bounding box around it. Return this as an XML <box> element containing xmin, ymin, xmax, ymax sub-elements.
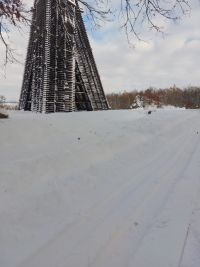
<box><xmin>0</xmin><ymin>109</ymin><xmax>200</xmax><ymax>267</ymax></box>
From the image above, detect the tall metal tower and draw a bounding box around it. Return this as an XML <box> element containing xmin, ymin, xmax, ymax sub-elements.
<box><xmin>19</xmin><ymin>0</ymin><xmax>109</xmax><ymax>113</ymax></box>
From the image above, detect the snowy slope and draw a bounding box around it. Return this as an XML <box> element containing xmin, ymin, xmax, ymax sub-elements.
<box><xmin>0</xmin><ymin>109</ymin><xmax>200</xmax><ymax>267</ymax></box>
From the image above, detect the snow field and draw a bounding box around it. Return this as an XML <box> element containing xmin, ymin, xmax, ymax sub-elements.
<box><xmin>0</xmin><ymin>109</ymin><xmax>200</xmax><ymax>267</ymax></box>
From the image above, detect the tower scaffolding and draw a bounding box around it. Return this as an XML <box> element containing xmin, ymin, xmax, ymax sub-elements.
<box><xmin>19</xmin><ymin>0</ymin><xmax>109</xmax><ymax>113</ymax></box>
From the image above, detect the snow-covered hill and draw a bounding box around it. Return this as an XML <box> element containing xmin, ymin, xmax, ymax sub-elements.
<box><xmin>0</xmin><ymin>109</ymin><xmax>200</xmax><ymax>267</ymax></box>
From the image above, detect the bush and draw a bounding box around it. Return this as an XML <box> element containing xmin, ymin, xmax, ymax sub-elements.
<box><xmin>0</xmin><ymin>112</ymin><xmax>9</xmax><ymax>119</ymax></box>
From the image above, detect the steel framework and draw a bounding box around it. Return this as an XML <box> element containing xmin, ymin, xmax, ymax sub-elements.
<box><xmin>19</xmin><ymin>0</ymin><xmax>109</xmax><ymax>113</ymax></box>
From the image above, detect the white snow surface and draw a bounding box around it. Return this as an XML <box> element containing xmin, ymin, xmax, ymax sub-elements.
<box><xmin>0</xmin><ymin>109</ymin><xmax>200</xmax><ymax>267</ymax></box>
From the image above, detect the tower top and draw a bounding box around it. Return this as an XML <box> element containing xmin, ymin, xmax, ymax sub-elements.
<box><xmin>67</xmin><ymin>0</ymin><xmax>76</xmax><ymax>6</ymax></box>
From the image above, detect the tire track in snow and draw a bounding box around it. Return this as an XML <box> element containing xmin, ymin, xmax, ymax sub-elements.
<box><xmin>90</xmin><ymin>120</ymin><xmax>200</xmax><ymax>267</ymax></box>
<box><xmin>17</xmin><ymin>112</ymin><xmax>200</xmax><ymax>267</ymax></box>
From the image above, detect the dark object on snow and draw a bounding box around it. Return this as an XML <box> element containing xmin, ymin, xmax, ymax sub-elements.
<box><xmin>77</xmin><ymin>137</ymin><xmax>81</xmax><ymax>141</ymax></box>
<box><xmin>148</xmin><ymin>111</ymin><xmax>152</xmax><ymax>115</ymax></box>
<box><xmin>19</xmin><ymin>0</ymin><xmax>108</xmax><ymax>113</ymax></box>
<box><xmin>0</xmin><ymin>112</ymin><xmax>8</xmax><ymax>119</ymax></box>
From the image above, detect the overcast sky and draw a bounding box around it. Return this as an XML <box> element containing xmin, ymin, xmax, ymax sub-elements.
<box><xmin>0</xmin><ymin>0</ymin><xmax>200</xmax><ymax>101</ymax></box>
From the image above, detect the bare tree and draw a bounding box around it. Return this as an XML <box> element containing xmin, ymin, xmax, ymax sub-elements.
<box><xmin>119</xmin><ymin>0</ymin><xmax>190</xmax><ymax>40</ymax></box>
<box><xmin>0</xmin><ymin>94</ymin><xmax>6</xmax><ymax>103</ymax></box>
<box><xmin>0</xmin><ymin>0</ymin><xmax>30</xmax><ymax>64</ymax></box>
<box><xmin>79</xmin><ymin>0</ymin><xmax>190</xmax><ymax>40</ymax></box>
<box><xmin>0</xmin><ymin>0</ymin><xmax>191</xmax><ymax>64</ymax></box>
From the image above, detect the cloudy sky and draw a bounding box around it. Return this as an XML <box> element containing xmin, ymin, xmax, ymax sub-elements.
<box><xmin>0</xmin><ymin>0</ymin><xmax>200</xmax><ymax>101</ymax></box>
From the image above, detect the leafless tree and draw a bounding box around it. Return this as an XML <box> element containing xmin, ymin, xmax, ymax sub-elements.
<box><xmin>0</xmin><ymin>0</ymin><xmax>191</xmax><ymax>64</ymax></box>
<box><xmin>119</xmin><ymin>0</ymin><xmax>190</xmax><ymax>40</ymax></box>
<box><xmin>0</xmin><ymin>0</ymin><xmax>30</xmax><ymax>65</ymax></box>
<box><xmin>106</xmin><ymin>86</ymin><xmax>200</xmax><ymax>110</ymax></box>
<box><xmin>79</xmin><ymin>0</ymin><xmax>190</xmax><ymax>40</ymax></box>
<box><xmin>0</xmin><ymin>94</ymin><xmax>6</xmax><ymax>103</ymax></box>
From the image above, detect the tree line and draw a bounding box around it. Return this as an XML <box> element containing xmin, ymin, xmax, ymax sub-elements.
<box><xmin>106</xmin><ymin>86</ymin><xmax>200</xmax><ymax>110</ymax></box>
<box><xmin>2</xmin><ymin>85</ymin><xmax>200</xmax><ymax>111</ymax></box>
